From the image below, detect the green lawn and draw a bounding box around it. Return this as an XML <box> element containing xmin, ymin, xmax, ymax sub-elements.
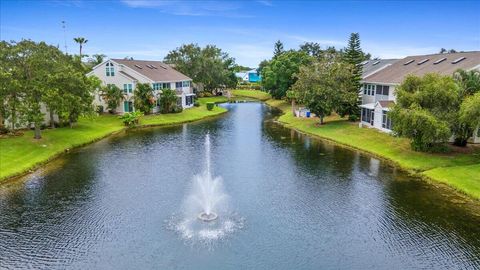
<box><xmin>232</xmin><ymin>89</ymin><xmax>271</xmax><ymax>101</ymax></box>
<box><xmin>423</xmin><ymin>164</ymin><xmax>480</xmax><ymax>199</ymax></box>
<box><xmin>0</xmin><ymin>97</ymin><xmax>228</xmax><ymax>181</ymax></box>
<box><xmin>263</xmin><ymin>99</ymin><xmax>480</xmax><ymax>199</ymax></box>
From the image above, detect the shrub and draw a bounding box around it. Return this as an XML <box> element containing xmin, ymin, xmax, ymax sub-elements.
<box><xmin>206</xmin><ymin>102</ymin><xmax>215</xmax><ymax>111</ymax></box>
<box><xmin>96</xmin><ymin>105</ymin><xmax>104</xmax><ymax>114</ymax></box>
<box><xmin>158</xmin><ymin>89</ymin><xmax>178</xmax><ymax>113</ymax></box>
<box><xmin>119</xmin><ymin>111</ymin><xmax>143</xmax><ymax>127</ymax></box>
<box><xmin>172</xmin><ymin>106</ymin><xmax>183</xmax><ymax>113</ymax></box>
<box><xmin>194</xmin><ymin>101</ymin><xmax>200</xmax><ymax>107</ymax></box>
<box><xmin>0</xmin><ymin>126</ymin><xmax>9</xmax><ymax>134</ymax></box>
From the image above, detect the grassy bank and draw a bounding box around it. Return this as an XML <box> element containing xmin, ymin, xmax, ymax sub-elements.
<box><xmin>0</xmin><ymin>97</ymin><xmax>228</xmax><ymax>181</ymax></box>
<box><xmin>232</xmin><ymin>89</ymin><xmax>272</xmax><ymax>101</ymax></box>
<box><xmin>230</xmin><ymin>90</ymin><xmax>480</xmax><ymax>199</ymax></box>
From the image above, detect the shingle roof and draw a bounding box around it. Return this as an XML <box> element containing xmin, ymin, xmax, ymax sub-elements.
<box><xmin>111</xmin><ymin>59</ymin><xmax>192</xmax><ymax>82</ymax></box>
<box><xmin>363</xmin><ymin>51</ymin><xmax>480</xmax><ymax>84</ymax></box>
<box><xmin>361</xmin><ymin>59</ymin><xmax>398</xmax><ymax>78</ymax></box>
<box><xmin>377</xmin><ymin>100</ymin><xmax>395</xmax><ymax>108</ymax></box>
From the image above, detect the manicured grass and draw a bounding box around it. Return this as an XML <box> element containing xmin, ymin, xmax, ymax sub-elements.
<box><xmin>0</xmin><ymin>115</ymin><xmax>124</xmax><ymax>180</ymax></box>
<box><xmin>232</xmin><ymin>89</ymin><xmax>271</xmax><ymax>101</ymax></box>
<box><xmin>141</xmin><ymin>101</ymin><xmax>227</xmax><ymax>126</ymax></box>
<box><xmin>423</xmin><ymin>164</ymin><xmax>480</xmax><ymax>199</ymax></box>
<box><xmin>0</xmin><ymin>97</ymin><xmax>228</xmax><ymax>181</ymax></box>
<box><xmin>264</xmin><ymin>99</ymin><xmax>480</xmax><ymax>199</ymax></box>
<box><xmin>197</xmin><ymin>96</ymin><xmax>228</xmax><ymax>105</ymax></box>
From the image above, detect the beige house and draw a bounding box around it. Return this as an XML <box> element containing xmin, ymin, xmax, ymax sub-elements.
<box><xmin>88</xmin><ymin>59</ymin><xmax>195</xmax><ymax>114</ymax></box>
<box><xmin>359</xmin><ymin>51</ymin><xmax>480</xmax><ymax>143</ymax></box>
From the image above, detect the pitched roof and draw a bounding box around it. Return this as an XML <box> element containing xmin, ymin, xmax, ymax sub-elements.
<box><xmin>111</xmin><ymin>59</ymin><xmax>192</xmax><ymax>82</ymax></box>
<box><xmin>363</xmin><ymin>51</ymin><xmax>480</xmax><ymax>84</ymax></box>
<box><xmin>361</xmin><ymin>59</ymin><xmax>398</xmax><ymax>78</ymax></box>
<box><xmin>377</xmin><ymin>100</ymin><xmax>395</xmax><ymax>108</ymax></box>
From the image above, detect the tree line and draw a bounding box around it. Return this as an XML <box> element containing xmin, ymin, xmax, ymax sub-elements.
<box><xmin>261</xmin><ymin>33</ymin><xmax>370</xmax><ymax>122</ymax></box>
<box><xmin>0</xmin><ymin>40</ymin><xmax>100</xmax><ymax>139</ymax></box>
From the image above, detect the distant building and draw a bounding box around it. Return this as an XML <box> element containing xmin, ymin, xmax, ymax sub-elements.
<box><xmin>359</xmin><ymin>51</ymin><xmax>480</xmax><ymax>143</ymax></box>
<box><xmin>88</xmin><ymin>59</ymin><xmax>195</xmax><ymax>114</ymax></box>
<box><xmin>235</xmin><ymin>69</ymin><xmax>261</xmax><ymax>83</ymax></box>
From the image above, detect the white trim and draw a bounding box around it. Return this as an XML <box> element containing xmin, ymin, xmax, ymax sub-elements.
<box><xmin>86</xmin><ymin>59</ymin><xmax>112</xmax><ymax>76</ymax></box>
<box><xmin>360</xmin><ymin>103</ymin><xmax>375</xmax><ymax>109</ymax></box>
<box><xmin>467</xmin><ymin>64</ymin><xmax>480</xmax><ymax>71</ymax></box>
<box><xmin>360</xmin><ymin>81</ymin><xmax>399</xmax><ymax>86</ymax></box>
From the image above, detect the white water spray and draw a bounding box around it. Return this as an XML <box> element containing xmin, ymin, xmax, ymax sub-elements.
<box><xmin>168</xmin><ymin>133</ymin><xmax>243</xmax><ymax>244</ymax></box>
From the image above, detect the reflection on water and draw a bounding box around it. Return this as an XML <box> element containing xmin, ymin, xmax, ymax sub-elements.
<box><xmin>0</xmin><ymin>102</ymin><xmax>479</xmax><ymax>270</ymax></box>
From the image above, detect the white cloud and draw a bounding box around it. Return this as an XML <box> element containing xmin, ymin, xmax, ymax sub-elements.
<box><xmin>257</xmin><ymin>0</ymin><xmax>273</xmax><ymax>6</ymax></box>
<box><xmin>285</xmin><ymin>34</ymin><xmax>345</xmax><ymax>47</ymax></box>
<box><xmin>120</xmin><ymin>0</ymin><xmax>252</xmax><ymax>17</ymax></box>
<box><xmin>363</xmin><ymin>42</ymin><xmax>439</xmax><ymax>59</ymax></box>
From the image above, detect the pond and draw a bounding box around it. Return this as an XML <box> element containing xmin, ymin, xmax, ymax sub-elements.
<box><xmin>1</xmin><ymin>103</ymin><xmax>479</xmax><ymax>269</ymax></box>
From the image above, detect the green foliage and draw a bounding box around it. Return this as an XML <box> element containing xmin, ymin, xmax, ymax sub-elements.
<box><xmin>194</xmin><ymin>101</ymin><xmax>200</xmax><ymax>107</ymax></box>
<box><xmin>133</xmin><ymin>83</ymin><xmax>155</xmax><ymax>114</ymax></box>
<box><xmin>451</xmin><ymin>69</ymin><xmax>480</xmax><ymax>145</ymax></box>
<box><xmin>292</xmin><ymin>58</ymin><xmax>356</xmax><ymax>124</ymax></box>
<box><xmin>119</xmin><ymin>111</ymin><xmax>143</xmax><ymax>127</ymax></box>
<box><xmin>261</xmin><ymin>50</ymin><xmax>312</xmax><ymax>99</ymax></box>
<box><xmin>206</xmin><ymin>102</ymin><xmax>215</xmax><ymax>111</ymax></box>
<box><xmin>101</xmin><ymin>84</ymin><xmax>124</xmax><ymax>113</ymax></box>
<box><xmin>73</xmin><ymin>37</ymin><xmax>88</xmax><ymax>58</ymax></box>
<box><xmin>390</xmin><ymin>73</ymin><xmax>462</xmax><ymax>151</ymax></box>
<box><xmin>273</xmin><ymin>40</ymin><xmax>284</xmax><ymax>58</ymax></box>
<box><xmin>389</xmin><ymin>106</ymin><xmax>450</xmax><ymax>152</ymax></box>
<box><xmin>159</xmin><ymin>89</ymin><xmax>179</xmax><ymax>113</ymax></box>
<box><xmin>164</xmin><ymin>43</ymin><xmax>237</xmax><ymax>92</ymax></box>
<box><xmin>340</xmin><ymin>33</ymin><xmax>367</xmax><ymax>119</ymax></box>
<box><xmin>460</xmin><ymin>93</ymin><xmax>480</xmax><ymax>132</ymax></box>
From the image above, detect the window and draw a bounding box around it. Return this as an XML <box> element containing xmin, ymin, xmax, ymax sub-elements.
<box><xmin>382</xmin><ymin>110</ymin><xmax>392</xmax><ymax>130</ymax></box>
<box><xmin>364</xmin><ymin>84</ymin><xmax>376</xmax><ymax>96</ymax></box>
<box><xmin>162</xmin><ymin>82</ymin><xmax>170</xmax><ymax>89</ymax></box>
<box><xmin>182</xmin><ymin>81</ymin><xmax>191</xmax><ymax>87</ymax></box>
<box><xmin>123</xmin><ymin>101</ymin><xmax>133</xmax><ymax>112</ymax></box>
<box><xmin>175</xmin><ymin>82</ymin><xmax>182</xmax><ymax>89</ymax></box>
<box><xmin>106</xmin><ymin>62</ymin><xmax>115</xmax><ymax>76</ymax></box>
<box><xmin>152</xmin><ymin>83</ymin><xmax>161</xmax><ymax>91</ymax></box>
<box><xmin>375</xmin><ymin>85</ymin><xmax>389</xmax><ymax>96</ymax></box>
<box><xmin>185</xmin><ymin>95</ymin><xmax>194</xmax><ymax>106</ymax></box>
<box><xmin>123</xmin><ymin>84</ymin><xmax>133</xmax><ymax>93</ymax></box>
<box><xmin>362</xmin><ymin>108</ymin><xmax>372</xmax><ymax>123</ymax></box>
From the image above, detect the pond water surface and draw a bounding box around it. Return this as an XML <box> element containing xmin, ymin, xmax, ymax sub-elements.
<box><xmin>1</xmin><ymin>103</ymin><xmax>479</xmax><ymax>269</ymax></box>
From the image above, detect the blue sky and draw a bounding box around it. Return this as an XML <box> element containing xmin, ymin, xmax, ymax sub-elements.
<box><xmin>1</xmin><ymin>0</ymin><xmax>479</xmax><ymax>67</ymax></box>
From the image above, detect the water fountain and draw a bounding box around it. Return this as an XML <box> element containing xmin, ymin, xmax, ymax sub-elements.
<box><xmin>169</xmin><ymin>133</ymin><xmax>243</xmax><ymax>243</ymax></box>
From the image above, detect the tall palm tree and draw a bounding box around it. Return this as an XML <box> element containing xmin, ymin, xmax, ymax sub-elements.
<box><xmin>73</xmin><ymin>37</ymin><xmax>88</xmax><ymax>58</ymax></box>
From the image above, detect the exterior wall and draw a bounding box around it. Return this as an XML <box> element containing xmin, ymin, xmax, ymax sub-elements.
<box><xmin>360</xmin><ymin>83</ymin><xmax>397</xmax><ymax>105</ymax></box>
<box><xmin>89</xmin><ymin>60</ymin><xmax>194</xmax><ymax>114</ymax></box>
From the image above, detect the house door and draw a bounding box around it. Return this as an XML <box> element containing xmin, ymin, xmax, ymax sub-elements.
<box><xmin>124</xmin><ymin>101</ymin><xmax>133</xmax><ymax>112</ymax></box>
<box><xmin>370</xmin><ymin>111</ymin><xmax>375</xmax><ymax>125</ymax></box>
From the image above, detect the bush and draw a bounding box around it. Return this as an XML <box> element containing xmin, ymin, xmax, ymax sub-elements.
<box><xmin>96</xmin><ymin>105</ymin><xmax>104</xmax><ymax>114</ymax></box>
<box><xmin>348</xmin><ymin>114</ymin><xmax>359</xmax><ymax>122</ymax></box>
<box><xmin>119</xmin><ymin>111</ymin><xmax>143</xmax><ymax>127</ymax></box>
<box><xmin>172</xmin><ymin>106</ymin><xmax>183</xmax><ymax>113</ymax></box>
<box><xmin>0</xmin><ymin>126</ymin><xmax>9</xmax><ymax>134</ymax></box>
<box><xmin>194</xmin><ymin>101</ymin><xmax>200</xmax><ymax>107</ymax></box>
<box><xmin>206</xmin><ymin>102</ymin><xmax>215</xmax><ymax>111</ymax></box>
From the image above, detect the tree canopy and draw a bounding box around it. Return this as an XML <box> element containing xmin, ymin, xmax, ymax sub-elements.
<box><xmin>163</xmin><ymin>44</ymin><xmax>237</xmax><ymax>92</ymax></box>
<box><xmin>261</xmin><ymin>50</ymin><xmax>312</xmax><ymax>99</ymax></box>
<box><xmin>0</xmin><ymin>39</ymin><xmax>99</xmax><ymax>138</ymax></box>
<box><xmin>292</xmin><ymin>58</ymin><xmax>356</xmax><ymax>124</ymax></box>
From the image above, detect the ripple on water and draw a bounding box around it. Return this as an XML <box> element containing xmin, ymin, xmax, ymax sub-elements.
<box><xmin>167</xmin><ymin>212</ymin><xmax>245</xmax><ymax>247</ymax></box>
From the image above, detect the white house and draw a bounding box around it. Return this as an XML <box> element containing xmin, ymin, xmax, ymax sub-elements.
<box><xmin>359</xmin><ymin>51</ymin><xmax>480</xmax><ymax>143</ymax></box>
<box><xmin>88</xmin><ymin>58</ymin><xmax>195</xmax><ymax>114</ymax></box>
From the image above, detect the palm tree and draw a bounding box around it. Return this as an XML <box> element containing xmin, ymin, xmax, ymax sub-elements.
<box><xmin>73</xmin><ymin>37</ymin><xmax>88</xmax><ymax>58</ymax></box>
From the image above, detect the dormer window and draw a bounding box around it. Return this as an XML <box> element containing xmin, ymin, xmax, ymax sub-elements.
<box><xmin>106</xmin><ymin>62</ymin><xmax>115</xmax><ymax>76</ymax></box>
